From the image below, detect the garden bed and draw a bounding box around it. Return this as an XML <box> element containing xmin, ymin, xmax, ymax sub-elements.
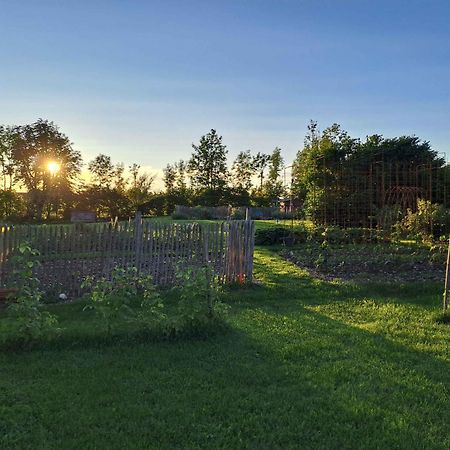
<box><xmin>282</xmin><ymin>242</ymin><xmax>446</xmax><ymax>283</ymax></box>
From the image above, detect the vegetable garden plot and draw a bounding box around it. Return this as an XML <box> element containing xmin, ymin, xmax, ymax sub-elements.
<box><xmin>0</xmin><ymin>220</ymin><xmax>255</xmax><ymax>296</ymax></box>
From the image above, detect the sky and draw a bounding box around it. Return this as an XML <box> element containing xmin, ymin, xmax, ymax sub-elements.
<box><xmin>1</xmin><ymin>0</ymin><xmax>450</xmax><ymax>187</ymax></box>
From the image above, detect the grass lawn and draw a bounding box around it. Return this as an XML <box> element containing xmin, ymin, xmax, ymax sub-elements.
<box><xmin>1</xmin><ymin>248</ymin><xmax>450</xmax><ymax>449</ymax></box>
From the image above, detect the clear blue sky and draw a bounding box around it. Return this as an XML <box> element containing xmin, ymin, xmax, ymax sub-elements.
<box><xmin>1</xmin><ymin>0</ymin><xmax>450</xmax><ymax>179</ymax></box>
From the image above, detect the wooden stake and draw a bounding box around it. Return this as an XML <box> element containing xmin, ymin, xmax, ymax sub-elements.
<box><xmin>443</xmin><ymin>236</ymin><xmax>450</xmax><ymax>314</ymax></box>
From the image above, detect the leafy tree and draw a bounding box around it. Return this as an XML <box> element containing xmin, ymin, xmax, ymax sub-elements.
<box><xmin>88</xmin><ymin>154</ymin><xmax>115</xmax><ymax>188</ymax></box>
<box><xmin>264</xmin><ymin>147</ymin><xmax>285</xmax><ymax>201</ymax></box>
<box><xmin>175</xmin><ymin>160</ymin><xmax>188</xmax><ymax>192</ymax></box>
<box><xmin>0</xmin><ymin>189</ymin><xmax>26</xmax><ymax>220</ymax></box>
<box><xmin>126</xmin><ymin>163</ymin><xmax>155</xmax><ymax>210</ymax></box>
<box><xmin>188</xmin><ymin>129</ymin><xmax>229</xmax><ymax>204</ymax></box>
<box><xmin>9</xmin><ymin>119</ymin><xmax>82</xmax><ymax>220</ymax></box>
<box><xmin>0</xmin><ymin>125</ymin><xmax>16</xmax><ymax>190</ymax></box>
<box><xmin>114</xmin><ymin>163</ymin><xmax>126</xmax><ymax>193</ymax></box>
<box><xmin>163</xmin><ymin>163</ymin><xmax>177</xmax><ymax>193</ymax></box>
<box><xmin>292</xmin><ymin>121</ymin><xmax>444</xmax><ymax>225</ymax></box>
<box><xmin>231</xmin><ymin>150</ymin><xmax>254</xmax><ymax>192</ymax></box>
<box><xmin>78</xmin><ymin>185</ymin><xmax>129</xmax><ymax>219</ymax></box>
<box><xmin>252</xmin><ymin>152</ymin><xmax>271</xmax><ymax>188</ymax></box>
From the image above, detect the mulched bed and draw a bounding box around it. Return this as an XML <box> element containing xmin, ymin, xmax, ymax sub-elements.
<box><xmin>281</xmin><ymin>243</ymin><xmax>446</xmax><ymax>284</ymax></box>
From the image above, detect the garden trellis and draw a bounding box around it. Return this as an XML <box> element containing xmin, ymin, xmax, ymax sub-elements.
<box><xmin>0</xmin><ymin>218</ymin><xmax>255</xmax><ymax>296</ymax></box>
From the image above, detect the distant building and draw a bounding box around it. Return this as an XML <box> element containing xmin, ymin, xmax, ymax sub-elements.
<box><xmin>70</xmin><ymin>210</ymin><xmax>96</xmax><ymax>223</ymax></box>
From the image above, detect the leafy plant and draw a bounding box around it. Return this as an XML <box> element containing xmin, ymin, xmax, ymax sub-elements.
<box><xmin>82</xmin><ymin>267</ymin><xmax>164</xmax><ymax>335</ymax></box>
<box><xmin>7</xmin><ymin>242</ymin><xmax>59</xmax><ymax>342</ymax></box>
<box><xmin>172</xmin><ymin>263</ymin><xmax>228</xmax><ymax>332</ymax></box>
<box><xmin>255</xmin><ymin>227</ymin><xmax>295</xmax><ymax>245</ymax></box>
<box><xmin>400</xmin><ymin>199</ymin><xmax>450</xmax><ymax>242</ymax></box>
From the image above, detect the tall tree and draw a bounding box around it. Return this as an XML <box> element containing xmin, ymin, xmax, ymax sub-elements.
<box><xmin>9</xmin><ymin>119</ymin><xmax>82</xmax><ymax>219</ymax></box>
<box><xmin>188</xmin><ymin>129</ymin><xmax>229</xmax><ymax>193</ymax></box>
<box><xmin>163</xmin><ymin>163</ymin><xmax>177</xmax><ymax>194</ymax></box>
<box><xmin>88</xmin><ymin>154</ymin><xmax>115</xmax><ymax>188</ymax></box>
<box><xmin>127</xmin><ymin>163</ymin><xmax>155</xmax><ymax>209</ymax></box>
<box><xmin>0</xmin><ymin>125</ymin><xmax>16</xmax><ymax>190</ymax></box>
<box><xmin>174</xmin><ymin>159</ymin><xmax>188</xmax><ymax>192</ymax></box>
<box><xmin>264</xmin><ymin>147</ymin><xmax>285</xmax><ymax>201</ymax></box>
<box><xmin>252</xmin><ymin>152</ymin><xmax>271</xmax><ymax>188</ymax></box>
<box><xmin>231</xmin><ymin>150</ymin><xmax>254</xmax><ymax>192</ymax></box>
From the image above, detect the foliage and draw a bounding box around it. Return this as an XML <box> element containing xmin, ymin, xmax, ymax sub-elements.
<box><xmin>172</xmin><ymin>205</ymin><xmax>229</xmax><ymax>220</ymax></box>
<box><xmin>88</xmin><ymin>154</ymin><xmax>116</xmax><ymax>188</ymax></box>
<box><xmin>252</xmin><ymin>151</ymin><xmax>271</xmax><ymax>189</ymax></box>
<box><xmin>6</xmin><ymin>119</ymin><xmax>82</xmax><ymax>220</ymax></box>
<box><xmin>0</xmin><ymin>189</ymin><xmax>26</xmax><ymax>220</ymax></box>
<box><xmin>126</xmin><ymin>163</ymin><xmax>156</xmax><ymax>210</ymax></box>
<box><xmin>231</xmin><ymin>150</ymin><xmax>254</xmax><ymax>192</ymax></box>
<box><xmin>171</xmin><ymin>264</ymin><xmax>228</xmax><ymax>333</ymax></box>
<box><xmin>78</xmin><ymin>156</ymin><xmax>157</xmax><ymax>219</ymax></box>
<box><xmin>400</xmin><ymin>199</ymin><xmax>450</xmax><ymax>241</ymax></box>
<box><xmin>291</xmin><ymin>121</ymin><xmax>445</xmax><ymax>226</ymax></box>
<box><xmin>264</xmin><ymin>147</ymin><xmax>285</xmax><ymax>201</ymax></box>
<box><xmin>255</xmin><ymin>227</ymin><xmax>298</xmax><ymax>245</ymax></box>
<box><xmin>7</xmin><ymin>242</ymin><xmax>59</xmax><ymax>342</ymax></box>
<box><xmin>82</xmin><ymin>267</ymin><xmax>164</xmax><ymax>334</ymax></box>
<box><xmin>188</xmin><ymin>129</ymin><xmax>229</xmax><ymax>204</ymax></box>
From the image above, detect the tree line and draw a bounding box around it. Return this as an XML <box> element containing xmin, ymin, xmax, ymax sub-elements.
<box><xmin>0</xmin><ymin>120</ymin><xmax>286</xmax><ymax>221</ymax></box>
<box><xmin>1</xmin><ymin>118</ymin><xmax>445</xmax><ymax>224</ymax></box>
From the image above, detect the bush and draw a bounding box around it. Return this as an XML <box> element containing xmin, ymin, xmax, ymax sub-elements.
<box><xmin>82</xmin><ymin>267</ymin><xmax>164</xmax><ymax>335</ymax></box>
<box><xmin>255</xmin><ymin>227</ymin><xmax>295</xmax><ymax>245</ymax></box>
<box><xmin>6</xmin><ymin>243</ymin><xmax>59</xmax><ymax>344</ymax></box>
<box><xmin>170</xmin><ymin>264</ymin><xmax>228</xmax><ymax>335</ymax></box>
<box><xmin>399</xmin><ymin>199</ymin><xmax>450</xmax><ymax>242</ymax></box>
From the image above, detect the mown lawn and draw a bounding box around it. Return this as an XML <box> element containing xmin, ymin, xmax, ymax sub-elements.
<box><xmin>1</xmin><ymin>248</ymin><xmax>449</xmax><ymax>449</ymax></box>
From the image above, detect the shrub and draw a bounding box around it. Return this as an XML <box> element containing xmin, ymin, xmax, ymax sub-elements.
<box><xmin>82</xmin><ymin>267</ymin><xmax>164</xmax><ymax>335</ymax></box>
<box><xmin>7</xmin><ymin>243</ymin><xmax>59</xmax><ymax>343</ymax></box>
<box><xmin>255</xmin><ymin>227</ymin><xmax>294</xmax><ymax>245</ymax></box>
<box><xmin>399</xmin><ymin>199</ymin><xmax>450</xmax><ymax>242</ymax></box>
<box><xmin>171</xmin><ymin>264</ymin><xmax>228</xmax><ymax>334</ymax></box>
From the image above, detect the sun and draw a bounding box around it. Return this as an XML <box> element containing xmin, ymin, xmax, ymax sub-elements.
<box><xmin>47</xmin><ymin>161</ymin><xmax>60</xmax><ymax>175</ymax></box>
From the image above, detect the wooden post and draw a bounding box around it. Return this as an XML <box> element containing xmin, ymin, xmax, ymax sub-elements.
<box><xmin>443</xmin><ymin>236</ymin><xmax>450</xmax><ymax>314</ymax></box>
<box><xmin>245</xmin><ymin>207</ymin><xmax>251</xmax><ymax>221</ymax></box>
<box><xmin>134</xmin><ymin>211</ymin><xmax>143</xmax><ymax>272</ymax></box>
<box><xmin>203</xmin><ymin>224</ymin><xmax>213</xmax><ymax>317</ymax></box>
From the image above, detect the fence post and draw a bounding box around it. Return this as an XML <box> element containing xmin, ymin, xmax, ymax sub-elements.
<box><xmin>202</xmin><ymin>224</ymin><xmax>213</xmax><ymax>316</ymax></box>
<box><xmin>134</xmin><ymin>211</ymin><xmax>143</xmax><ymax>272</ymax></box>
<box><xmin>443</xmin><ymin>235</ymin><xmax>450</xmax><ymax>314</ymax></box>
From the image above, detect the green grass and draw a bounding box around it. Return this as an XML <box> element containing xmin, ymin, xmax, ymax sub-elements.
<box><xmin>1</xmin><ymin>248</ymin><xmax>450</xmax><ymax>449</ymax></box>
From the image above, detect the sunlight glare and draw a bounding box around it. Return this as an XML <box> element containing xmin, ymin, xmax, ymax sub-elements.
<box><xmin>47</xmin><ymin>161</ymin><xmax>60</xmax><ymax>175</ymax></box>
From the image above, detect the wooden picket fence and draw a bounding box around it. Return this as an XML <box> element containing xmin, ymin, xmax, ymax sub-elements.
<box><xmin>0</xmin><ymin>219</ymin><xmax>255</xmax><ymax>297</ymax></box>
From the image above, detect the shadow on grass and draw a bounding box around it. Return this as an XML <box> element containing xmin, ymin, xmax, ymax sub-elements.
<box><xmin>238</xmin><ymin>247</ymin><xmax>443</xmax><ymax>311</ymax></box>
<box><xmin>1</xmin><ymin>248</ymin><xmax>450</xmax><ymax>448</ymax></box>
<box><xmin>2</xmin><ymin>305</ymin><xmax>449</xmax><ymax>448</ymax></box>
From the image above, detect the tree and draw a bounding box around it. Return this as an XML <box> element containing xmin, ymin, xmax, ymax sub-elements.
<box><xmin>252</xmin><ymin>152</ymin><xmax>271</xmax><ymax>189</ymax></box>
<box><xmin>292</xmin><ymin>121</ymin><xmax>443</xmax><ymax>226</ymax></box>
<box><xmin>88</xmin><ymin>154</ymin><xmax>115</xmax><ymax>188</ymax></box>
<box><xmin>163</xmin><ymin>161</ymin><xmax>192</xmax><ymax>213</ymax></box>
<box><xmin>163</xmin><ymin>163</ymin><xmax>177</xmax><ymax>193</ymax></box>
<box><xmin>264</xmin><ymin>147</ymin><xmax>285</xmax><ymax>201</ymax></box>
<box><xmin>0</xmin><ymin>126</ymin><xmax>16</xmax><ymax>190</ymax></box>
<box><xmin>231</xmin><ymin>150</ymin><xmax>254</xmax><ymax>192</ymax></box>
<box><xmin>188</xmin><ymin>129</ymin><xmax>229</xmax><ymax>204</ymax></box>
<box><xmin>9</xmin><ymin>119</ymin><xmax>82</xmax><ymax>220</ymax></box>
<box><xmin>175</xmin><ymin>160</ymin><xmax>188</xmax><ymax>192</ymax></box>
<box><xmin>0</xmin><ymin>190</ymin><xmax>25</xmax><ymax>219</ymax></box>
<box><xmin>126</xmin><ymin>163</ymin><xmax>155</xmax><ymax>210</ymax></box>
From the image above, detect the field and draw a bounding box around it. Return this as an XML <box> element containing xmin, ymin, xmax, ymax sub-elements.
<box><xmin>1</xmin><ymin>241</ymin><xmax>450</xmax><ymax>449</ymax></box>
